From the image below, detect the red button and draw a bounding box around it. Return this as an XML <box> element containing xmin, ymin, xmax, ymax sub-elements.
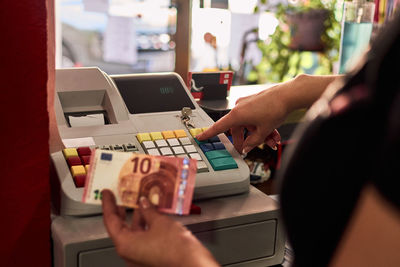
<box><xmin>77</xmin><ymin>147</ymin><xmax>91</xmax><ymax>156</ymax></box>
<box><xmin>74</xmin><ymin>174</ymin><xmax>86</xmax><ymax>188</ymax></box>
<box><xmin>81</xmin><ymin>155</ymin><xmax>91</xmax><ymax>165</ymax></box>
<box><xmin>67</xmin><ymin>156</ymin><xmax>82</xmax><ymax>166</ymax></box>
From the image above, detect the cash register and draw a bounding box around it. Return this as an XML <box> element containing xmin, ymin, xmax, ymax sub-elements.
<box><xmin>51</xmin><ymin>67</ymin><xmax>285</xmax><ymax>266</ymax></box>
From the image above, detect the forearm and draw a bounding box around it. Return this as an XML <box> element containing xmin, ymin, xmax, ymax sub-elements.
<box><xmin>198</xmin><ymin>74</ymin><xmax>342</xmax><ymax>151</ymax></box>
<box><xmin>272</xmin><ymin>74</ymin><xmax>341</xmax><ymax>114</ymax></box>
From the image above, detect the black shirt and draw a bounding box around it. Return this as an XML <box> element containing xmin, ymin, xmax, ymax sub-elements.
<box><xmin>277</xmin><ymin>13</ymin><xmax>400</xmax><ymax>267</ymax></box>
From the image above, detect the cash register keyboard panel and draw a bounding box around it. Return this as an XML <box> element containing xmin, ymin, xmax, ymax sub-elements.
<box><xmin>62</xmin><ymin>143</ymin><xmax>139</xmax><ymax>188</ymax></box>
<box><xmin>136</xmin><ymin>128</ymin><xmax>238</xmax><ymax>173</ymax></box>
<box><xmin>61</xmin><ymin>129</ymin><xmax>238</xmax><ymax>189</ymax></box>
<box><xmin>63</xmin><ymin>147</ymin><xmax>92</xmax><ymax>188</ymax></box>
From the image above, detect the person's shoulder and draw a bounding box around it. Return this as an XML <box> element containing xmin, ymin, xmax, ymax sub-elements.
<box><xmin>329</xmin><ymin>184</ymin><xmax>400</xmax><ymax>267</ymax></box>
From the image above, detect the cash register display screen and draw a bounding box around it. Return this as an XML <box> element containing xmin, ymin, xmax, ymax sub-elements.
<box><xmin>113</xmin><ymin>75</ymin><xmax>195</xmax><ymax>114</ymax></box>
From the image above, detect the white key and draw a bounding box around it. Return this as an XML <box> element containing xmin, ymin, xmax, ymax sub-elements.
<box><xmin>155</xmin><ymin>139</ymin><xmax>168</xmax><ymax>147</ymax></box>
<box><xmin>160</xmin><ymin>147</ymin><xmax>173</xmax><ymax>155</ymax></box>
<box><xmin>197</xmin><ymin>161</ymin><xmax>208</xmax><ymax>170</ymax></box>
<box><xmin>172</xmin><ymin>146</ymin><xmax>185</xmax><ymax>154</ymax></box>
<box><xmin>167</xmin><ymin>138</ymin><xmax>180</xmax><ymax>147</ymax></box>
<box><xmin>176</xmin><ymin>154</ymin><xmax>189</xmax><ymax>158</ymax></box>
<box><xmin>189</xmin><ymin>153</ymin><xmax>202</xmax><ymax>161</ymax></box>
<box><xmin>147</xmin><ymin>148</ymin><xmax>160</xmax><ymax>156</ymax></box>
<box><xmin>179</xmin><ymin>137</ymin><xmax>191</xmax><ymax>145</ymax></box>
<box><xmin>184</xmin><ymin>145</ymin><xmax>196</xmax><ymax>153</ymax></box>
<box><xmin>142</xmin><ymin>141</ymin><xmax>155</xmax><ymax>149</ymax></box>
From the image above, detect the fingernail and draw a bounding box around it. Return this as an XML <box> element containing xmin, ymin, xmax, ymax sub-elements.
<box><xmin>140</xmin><ymin>196</ymin><xmax>150</xmax><ymax>209</ymax></box>
<box><xmin>272</xmin><ymin>146</ymin><xmax>277</xmax><ymax>150</ymax></box>
<box><xmin>242</xmin><ymin>146</ymin><xmax>251</xmax><ymax>155</ymax></box>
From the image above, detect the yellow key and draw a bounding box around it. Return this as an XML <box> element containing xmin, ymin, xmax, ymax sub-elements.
<box><xmin>189</xmin><ymin>128</ymin><xmax>203</xmax><ymax>137</ymax></box>
<box><xmin>71</xmin><ymin>165</ymin><xmax>86</xmax><ymax>177</ymax></box>
<box><xmin>162</xmin><ymin>131</ymin><xmax>175</xmax><ymax>139</ymax></box>
<box><xmin>63</xmin><ymin>148</ymin><xmax>78</xmax><ymax>159</ymax></box>
<box><xmin>174</xmin><ymin>129</ymin><xmax>187</xmax><ymax>138</ymax></box>
<box><xmin>202</xmin><ymin>127</ymin><xmax>209</xmax><ymax>132</ymax></box>
<box><xmin>137</xmin><ymin>133</ymin><xmax>151</xmax><ymax>143</ymax></box>
<box><xmin>85</xmin><ymin>165</ymin><xmax>90</xmax><ymax>172</ymax></box>
<box><xmin>150</xmin><ymin>132</ymin><xmax>163</xmax><ymax>140</ymax></box>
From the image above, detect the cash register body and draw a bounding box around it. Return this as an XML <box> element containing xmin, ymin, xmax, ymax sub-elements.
<box><xmin>52</xmin><ymin>67</ymin><xmax>249</xmax><ymax>216</ymax></box>
<box><xmin>51</xmin><ymin>67</ymin><xmax>285</xmax><ymax>267</ymax></box>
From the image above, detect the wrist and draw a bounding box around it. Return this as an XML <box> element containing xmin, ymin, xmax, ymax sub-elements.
<box><xmin>266</xmin><ymin>79</ymin><xmax>298</xmax><ymax>119</ymax></box>
<box><xmin>278</xmin><ymin>74</ymin><xmax>340</xmax><ymax>113</ymax></box>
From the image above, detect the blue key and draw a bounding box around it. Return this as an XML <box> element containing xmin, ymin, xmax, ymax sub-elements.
<box><xmin>208</xmin><ymin>136</ymin><xmax>220</xmax><ymax>143</ymax></box>
<box><xmin>200</xmin><ymin>143</ymin><xmax>214</xmax><ymax>152</ymax></box>
<box><xmin>212</xmin><ymin>142</ymin><xmax>225</xmax><ymax>150</ymax></box>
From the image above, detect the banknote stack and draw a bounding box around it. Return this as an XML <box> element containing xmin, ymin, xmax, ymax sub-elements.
<box><xmin>83</xmin><ymin>150</ymin><xmax>197</xmax><ymax>215</ymax></box>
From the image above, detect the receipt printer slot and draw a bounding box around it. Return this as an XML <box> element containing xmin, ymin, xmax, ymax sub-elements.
<box><xmin>64</xmin><ymin>110</ymin><xmax>110</xmax><ymax>127</ymax></box>
<box><xmin>58</xmin><ymin>90</ymin><xmax>117</xmax><ymax>127</ymax></box>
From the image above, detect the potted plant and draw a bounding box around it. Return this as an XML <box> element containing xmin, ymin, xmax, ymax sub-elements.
<box><xmin>248</xmin><ymin>0</ymin><xmax>342</xmax><ymax>83</ymax></box>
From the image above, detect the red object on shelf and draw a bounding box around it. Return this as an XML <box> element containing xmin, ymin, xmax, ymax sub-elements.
<box><xmin>374</xmin><ymin>0</ymin><xmax>380</xmax><ymax>23</ymax></box>
<box><xmin>187</xmin><ymin>71</ymin><xmax>233</xmax><ymax>100</ymax></box>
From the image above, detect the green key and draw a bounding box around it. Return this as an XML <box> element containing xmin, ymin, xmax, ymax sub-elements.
<box><xmin>210</xmin><ymin>157</ymin><xmax>238</xmax><ymax>171</ymax></box>
<box><xmin>205</xmin><ymin>149</ymin><xmax>231</xmax><ymax>160</ymax></box>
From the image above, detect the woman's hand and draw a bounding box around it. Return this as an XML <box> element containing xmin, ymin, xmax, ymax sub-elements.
<box><xmin>101</xmin><ymin>190</ymin><xmax>219</xmax><ymax>267</ymax></box>
<box><xmin>197</xmin><ymin>86</ymin><xmax>286</xmax><ymax>154</ymax></box>
<box><xmin>197</xmin><ymin>74</ymin><xmax>340</xmax><ymax>154</ymax></box>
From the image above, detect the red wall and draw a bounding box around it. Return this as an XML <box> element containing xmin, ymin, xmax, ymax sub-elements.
<box><xmin>0</xmin><ymin>1</ymin><xmax>51</xmax><ymax>266</ymax></box>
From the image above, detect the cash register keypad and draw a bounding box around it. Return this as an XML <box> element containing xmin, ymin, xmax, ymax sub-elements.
<box><xmin>62</xmin><ymin>127</ymin><xmax>238</xmax><ymax>188</ymax></box>
<box><xmin>63</xmin><ymin>147</ymin><xmax>92</xmax><ymax>188</ymax></box>
<box><xmin>62</xmin><ymin>143</ymin><xmax>139</xmax><ymax>188</ymax></box>
<box><xmin>136</xmin><ymin>128</ymin><xmax>238</xmax><ymax>173</ymax></box>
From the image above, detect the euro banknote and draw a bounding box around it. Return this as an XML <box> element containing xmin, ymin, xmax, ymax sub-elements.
<box><xmin>83</xmin><ymin>150</ymin><xmax>197</xmax><ymax>215</ymax></box>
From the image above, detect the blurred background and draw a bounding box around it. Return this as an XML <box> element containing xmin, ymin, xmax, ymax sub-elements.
<box><xmin>56</xmin><ymin>0</ymin><xmax>398</xmax><ymax>187</ymax></box>
<box><xmin>57</xmin><ymin>0</ymin><xmax>398</xmax><ymax>84</ymax></box>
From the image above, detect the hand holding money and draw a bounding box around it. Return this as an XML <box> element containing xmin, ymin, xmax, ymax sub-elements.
<box><xmin>101</xmin><ymin>190</ymin><xmax>219</xmax><ymax>267</ymax></box>
<box><xmin>83</xmin><ymin>150</ymin><xmax>197</xmax><ymax>215</ymax></box>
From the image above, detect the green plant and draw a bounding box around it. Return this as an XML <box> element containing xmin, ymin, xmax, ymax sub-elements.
<box><xmin>248</xmin><ymin>0</ymin><xmax>342</xmax><ymax>83</ymax></box>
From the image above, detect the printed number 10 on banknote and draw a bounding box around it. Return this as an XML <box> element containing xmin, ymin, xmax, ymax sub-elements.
<box><xmin>83</xmin><ymin>150</ymin><xmax>197</xmax><ymax>215</ymax></box>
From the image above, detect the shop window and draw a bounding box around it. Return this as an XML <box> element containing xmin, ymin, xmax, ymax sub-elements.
<box><xmin>57</xmin><ymin>0</ymin><xmax>177</xmax><ymax>74</ymax></box>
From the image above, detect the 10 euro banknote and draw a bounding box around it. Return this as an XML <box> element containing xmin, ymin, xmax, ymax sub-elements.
<box><xmin>83</xmin><ymin>149</ymin><xmax>197</xmax><ymax>215</ymax></box>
